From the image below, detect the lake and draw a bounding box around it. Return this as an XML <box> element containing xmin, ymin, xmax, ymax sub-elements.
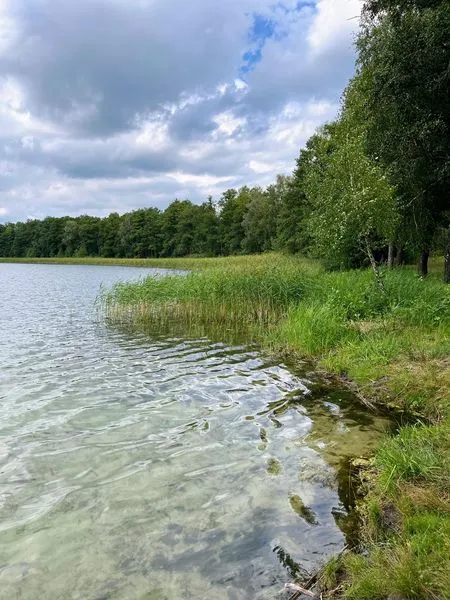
<box><xmin>0</xmin><ymin>263</ymin><xmax>390</xmax><ymax>599</ymax></box>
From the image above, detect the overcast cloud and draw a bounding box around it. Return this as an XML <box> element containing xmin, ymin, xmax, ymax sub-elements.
<box><xmin>0</xmin><ymin>0</ymin><xmax>361</xmax><ymax>222</ymax></box>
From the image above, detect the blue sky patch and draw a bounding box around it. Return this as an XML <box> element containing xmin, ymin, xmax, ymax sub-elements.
<box><xmin>240</xmin><ymin>2</ymin><xmax>317</xmax><ymax>76</ymax></box>
<box><xmin>241</xmin><ymin>14</ymin><xmax>276</xmax><ymax>75</ymax></box>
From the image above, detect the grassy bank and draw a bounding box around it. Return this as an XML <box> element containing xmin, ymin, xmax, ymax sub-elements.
<box><xmin>102</xmin><ymin>254</ymin><xmax>448</xmax><ymax>419</ymax></box>
<box><xmin>319</xmin><ymin>422</ymin><xmax>450</xmax><ymax>599</ymax></box>
<box><xmin>0</xmin><ymin>254</ymin><xmax>293</xmax><ymax>271</ymax></box>
<box><xmin>102</xmin><ymin>252</ymin><xmax>449</xmax><ymax>598</ymax></box>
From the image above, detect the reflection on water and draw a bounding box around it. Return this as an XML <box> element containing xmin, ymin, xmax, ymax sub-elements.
<box><xmin>0</xmin><ymin>264</ymin><xmax>390</xmax><ymax>599</ymax></box>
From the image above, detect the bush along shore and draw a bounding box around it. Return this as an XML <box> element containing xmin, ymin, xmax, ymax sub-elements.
<box><xmin>101</xmin><ymin>252</ymin><xmax>450</xmax><ymax>599</ymax></box>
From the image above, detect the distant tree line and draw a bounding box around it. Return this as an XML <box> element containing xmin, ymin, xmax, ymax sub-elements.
<box><xmin>1</xmin><ymin>0</ymin><xmax>448</xmax><ymax>280</ymax></box>
<box><xmin>0</xmin><ymin>179</ymin><xmax>289</xmax><ymax>260</ymax></box>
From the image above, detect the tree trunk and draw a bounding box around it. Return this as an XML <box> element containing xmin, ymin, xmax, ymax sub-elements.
<box><xmin>444</xmin><ymin>226</ymin><xmax>450</xmax><ymax>284</ymax></box>
<box><xmin>387</xmin><ymin>242</ymin><xmax>394</xmax><ymax>269</ymax></box>
<box><xmin>418</xmin><ymin>251</ymin><xmax>429</xmax><ymax>278</ymax></box>
<box><xmin>365</xmin><ymin>236</ymin><xmax>386</xmax><ymax>294</ymax></box>
<box><xmin>394</xmin><ymin>247</ymin><xmax>403</xmax><ymax>266</ymax></box>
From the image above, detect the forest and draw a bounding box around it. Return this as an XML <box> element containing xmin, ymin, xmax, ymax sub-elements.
<box><xmin>1</xmin><ymin>0</ymin><xmax>449</xmax><ymax>282</ymax></box>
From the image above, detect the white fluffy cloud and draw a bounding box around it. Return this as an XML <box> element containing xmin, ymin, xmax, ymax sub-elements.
<box><xmin>308</xmin><ymin>0</ymin><xmax>360</xmax><ymax>53</ymax></box>
<box><xmin>0</xmin><ymin>0</ymin><xmax>361</xmax><ymax>222</ymax></box>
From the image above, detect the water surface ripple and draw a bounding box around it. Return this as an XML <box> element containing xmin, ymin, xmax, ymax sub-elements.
<box><xmin>0</xmin><ymin>263</ymin><xmax>389</xmax><ymax>599</ymax></box>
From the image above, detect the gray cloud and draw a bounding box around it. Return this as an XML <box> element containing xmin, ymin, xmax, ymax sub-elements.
<box><xmin>0</xmin><ymin>0</ymin><xmax>361</xmax><ymax>222</ymax></box>
<box><xmin>2</xmin><ymin>0</ymin><xmax>254</xmax><ymax>136</ymax></box>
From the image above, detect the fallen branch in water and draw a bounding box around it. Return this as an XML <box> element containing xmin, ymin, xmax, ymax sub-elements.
<box><xmin>283</xmin><ymin>583</ymin><xmax>316</xmax><ymax>597</ymax></box>
<box><xmin>283</xmin><ymin>545</ymin><xmax>350</xmax><ymax>599</ymax></box>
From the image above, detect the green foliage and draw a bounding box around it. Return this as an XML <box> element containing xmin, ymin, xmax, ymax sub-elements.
<box><xmin>118</xmin><ymin>208</ymin><xmax>162</xmax><ymax>258</ymax></box>
<box><xmin>273</xmin><ymin>302</ymin><xmax>358</xmax><ymax>355</ymax></box>
<box><xmin>1</xmin><ymin>0</ymin><xmax>448</xmax><ymax>280</ymax></box>
<box><xmin>242</xmin><ymin>177</ymin><xmax>287</xmax><ymax>253</ymax></box>
<box><xmin>304</xmin><ymin>103</ymin><xmax>397</xmax><ymax>269</ymax></box>
<box><xmin>2</xmin><ymin>1</ymin><xmax>450</xmax><ymax>588</ymax></box>
<box><xmin>342</xmin><ymin>532</ymin><xmax>450</xmax><ymax>599</ymax></box>
<box><xmin>100</xmin><ymin>252</ymin><xmax>449</xmax><ymax>421</ymax></box>
<box><xmin>160</xmin><ymin>200</ymin><xmax>196</xmax><ymax>257</ymax></box>
<box><xmin>0</xmin><ymin>185</ymin><xmax>283</xmax><ymax>260</ymax></box>
<box><xmin>99</xmin><ymin>252</ymin><xmax>450</xmax><ymax>599</ymax></box>
<box><xmin>218</xmin><ymin>187</ymin><xmax>253</xmax><ymax>254</ymax></box>
<box><xmin>103</xmin><ymin>254</ymin><xmax>319</xmax><ymax>341</ymax></box>
<box><xmin>358</xmin><ymin>1</ymin><xmax>450</xmax><ymax>258</ymax></box>
<box><xmin>276</xmin><ymin>156</ymin><xmax>312</xmax><ymax>254</ymax></box>
<box><xmin>363</xmin><ymin>0</ymin><xmax>445</xmax><ymax>18</ymax></box>
<box><xmin>100</xmin><ymin>212</ymin><xmax>121</xmax><ymax>257</ymax></box>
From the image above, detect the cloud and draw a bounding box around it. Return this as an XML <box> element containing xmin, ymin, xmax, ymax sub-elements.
<box><xmin>308</xmin><ymin>0</ymin><xmax>360</xmax><ymax>53</ymax></box>
<box><xmin>0</xmin><ymin>0</ymin><xmax>360</xmax><ymax>222</ymax></box>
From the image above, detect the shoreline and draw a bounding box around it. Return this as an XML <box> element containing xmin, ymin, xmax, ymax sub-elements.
<box><xmin>3</xmin><ymin>254</ymin><xmax>449</xmax><ymax>597</ymax></box>
<box><xmin>0</xmin><ymin>255</ymin><xmax>281</xmax><ymax>270</ymax></box>
<box><xmin>100</xmin><ymin>253</ymin><xmax>449</xmax><ymax>598</ymax></box>
<box><xmin>0</xmin><ymin>256</ymin><xmax>201</xmax><ymax>269</ymax></box>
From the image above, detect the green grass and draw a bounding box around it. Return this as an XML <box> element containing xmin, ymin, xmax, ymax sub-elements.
<box><xmin>11</xmin><ymin>252</ymin><xmax>446</xmax><ymax>598</ymax></box>
<box><xmin>376</xmin><ymin>423</ymin><xmax>450</xmax><ymax>494</ymax></box>
<box><xmin>269</xmin><ymin>266</ymin><xmax>450</xmax><ymax>421</ymax></box>
<box><xmin>271</xmin><ymin>301</ymin><xmax>358</xmax><ymax>355</ymax></box>
<box><xmin>1</xmin><ymin>252</ymin><xmax>449</xmax><ymax>596</ymax></box>
<box><xmin>340</xmin><ymin>526</ymin><xmax>450</xmax><ymax>599</ymax></box>
<box><xmin>0</xmin><ymin>253</ymin><xmax>316</xmax><ymax>272</ymax></box>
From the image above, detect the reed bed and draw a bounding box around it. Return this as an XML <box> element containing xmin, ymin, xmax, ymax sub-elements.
<box><xmin>102</xmin><ymin>254</ymin><xmax>321</xmax><ymax>341</ymax></box>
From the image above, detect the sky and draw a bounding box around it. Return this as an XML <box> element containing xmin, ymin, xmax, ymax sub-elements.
<box><xmin>0</xmin><ymin>0</ymin><xmax>361</xmax><ymax>223</ymax></box>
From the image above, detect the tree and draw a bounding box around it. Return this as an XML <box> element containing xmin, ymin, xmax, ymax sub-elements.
<box><xmin>363</xmin><ymin>0</ymin><xmax>444</xmax><ymax>18</ymax></box>
<box><xmin>358</xmin><ymin>1</ymin><xmax>450</xmax><ymax>278</ymax></box>
<box><xmin>276</xmin><ymin>142</ymin><xmax>325</xmax><ymax>255</ymax></box>
<box><xmin>100</xmin><ymin>213</ymin><xmax>121</xmax><ymax>257</ymax></box>
<box><xmin>61</xmin><ymin>219</ymin><xmax>80</xmax><ymax>256</ymax></box>
<box><xmin>173</xmin><ymin>201</ymin><xmax>197</xmax><ymax>256</ymax></box>
<box><xmin>191</xmin><ymin>198</ymin><xmax>220</xmax><ymax>256</ymax></box>
<box><xmin>242</xmin><ymin>186</ymin><xmax>280</xmax><ymax>253</ymax></box>
<box><xmin>10</xmin><ymin>221</ymin><xmax>30</xmax><ymax>257</ymax></box>
<box><xmin>140</xmin><ymin>208</ymin><xmax>163</xmax><ymax>258</ymax></box>
<box><xmin>118</xmin><ymin>214</ymin><xmax>135</xmax><ymax>257</ymax></box>
<box><xmin>76</xmin><ymin>216</ymin><xmax>100</xmax><ymax>256</ymax></box>
<box><xmin>33</xmin><ymin>217</ymin><xmax>66</xmax><ymax>257</ymax></box>
<box><xmin>117</xmin><ymin>209</ymin><xmax>162</xmax><ymax>258</ymax></box>
<box><xmin>160</xmin><ymin>200</ymin><xmax>199</xmax><ymax>257</ymax></box>
<box><xmin>304</xmin><ymin>108</ymin><xmax>398</xmax><ymax>283</ymax></box>
<box><xmin>218</xmin><ymin>188</ymin><xmax>253</xmax><ymax>255</ymax></box>
<box><xmin>0</xmin><ymin>224</ymin><xmax>15</xmax><ymax>257</ymax></box>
